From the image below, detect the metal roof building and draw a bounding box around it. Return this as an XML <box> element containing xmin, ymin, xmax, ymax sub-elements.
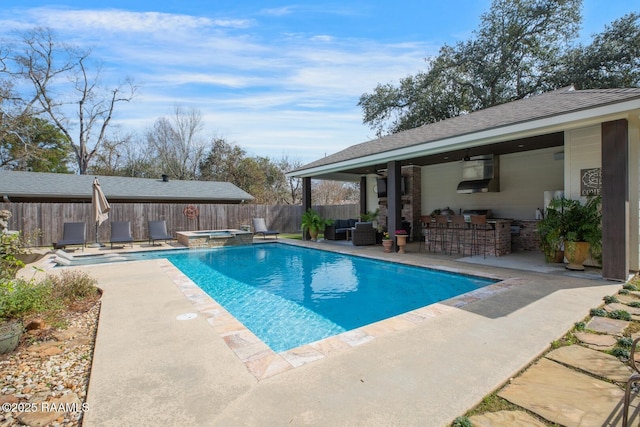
<box><xmin>0</xmin><ymin>171</ymin><xmax>254</xmax><ymax>203</ymax></box>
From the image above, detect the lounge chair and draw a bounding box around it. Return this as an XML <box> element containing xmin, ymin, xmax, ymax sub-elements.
<box><xmin>110</xmin><ymin>221</ymin><xmax>134</xmax><ymax>249</ymax></box>
<box><xmin>252</xmin><ymin>218</ymin><xmax>279</xmax><ymax>239</ymax></box>
<box><xmin>53</xmin><ymin>222</ymin><xmax>86</xmax><ymax>251</ymax></box>
<box><xmin>148</xmin><ymin>220</ymin><xmax>173</xmax><ymax>246</ymax></box>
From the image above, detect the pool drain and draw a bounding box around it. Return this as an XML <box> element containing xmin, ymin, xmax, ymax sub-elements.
<box><xmin>176</xmin><ymin>313</ymin><xmax>197</xmax><ymax>320</ymax></box>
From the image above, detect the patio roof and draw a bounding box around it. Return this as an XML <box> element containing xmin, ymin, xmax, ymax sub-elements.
<box><xmin>0</xmin><ymin>170</ymin><xmax>254</xmax><ymax>203</ymax></box>
<box><xmin>289</xmin><ymin>87</ymin><xmax>640</xmax><ymax>180</ymax></box>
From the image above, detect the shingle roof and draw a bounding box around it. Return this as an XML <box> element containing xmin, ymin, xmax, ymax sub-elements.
<box><xmin>295</xmin><ymin>87</ymin><xmax>640</xmax><ymax>172</ymax></box>
<box><xmin>0</xmin><ymin>171</ymin><xmax>254</xmax><ymax>203</ymax></box>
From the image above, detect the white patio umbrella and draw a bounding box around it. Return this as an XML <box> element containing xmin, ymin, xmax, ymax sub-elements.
<box><xmin>92</xmin><ymin>178</ymin><xmax>110</xmax><ymax>246</ymax></box>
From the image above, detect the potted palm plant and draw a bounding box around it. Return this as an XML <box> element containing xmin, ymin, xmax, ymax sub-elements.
<box><xmin>562</xmin><ymin>196</ymin><xmax>602</xmax><ymax>270</ymax></box>
<box><xmin>301</xmin><ymin>209</ymin><xmax>333</xmax><ymax>241</ymax></box>
<box><xmin>537</xmin><ymin>199</ymin><xmax>567</xmax><ymax>263</ymax></box>
<box><xmin>538</xmin><ymin>196</ymin><xmax>601</xmax><ymax>270</ymax></box>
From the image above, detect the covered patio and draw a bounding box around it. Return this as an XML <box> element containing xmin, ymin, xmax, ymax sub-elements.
<box><xmin>289</xmin><ymin>87</ymin><xmax>640</xmax><ymax>281</ymax></box>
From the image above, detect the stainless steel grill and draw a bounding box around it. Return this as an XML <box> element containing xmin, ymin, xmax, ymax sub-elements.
<box><xmin>462</xmin><ymin>209</ymin><xmax>492</xmax><ymax>217</ymax></box>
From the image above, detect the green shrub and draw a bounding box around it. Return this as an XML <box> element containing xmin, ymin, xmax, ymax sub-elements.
<box><xmin>0</xmin><ymin>278</ymin><xmax>55</xmax><ymax>320</ymax></box>
<box><xmin>624</xmin><ymin>283</ymin><xmax>639</xmax><ymax>291</ymax></box>
<box><xmin>0</xmin><ymin>233</ymin><xmax>26</xmax><ymax>280</ymax></box>
<box><xmin>627</xmin><ymin>301</ymin><xmax>640</xmax><ymax>308</ymax></box>
<box><xmin>590</xmin><ymin>308</ymin><xmax>607</xmax><ymax>317</ymax></box>
<box><xmin>574</xmin><ymin>321</ymin><xmax>586</xmax><ymax>331</ymax></box>
<box><xmin>618</xmin><ymin>336</ymin><xmax>634</xmax><ymax>348</ymax></box>
<box><xmin>612</xmin><ymin>347</ymin><xmax>630</xmax><ymax>359</ymax></box>
<box><xmin>46</xmin><ymin>270</ymin><xmax>99</xmax><ymax>303</ymax></box>
<box><xmin>604</xmin><ymin>295</ymin><xmax>619</xmax><ymax>304</ymax></box>
<box><xmin>0</xmin><ymin>270</ymin><xmax>99</xmax><ymax>323</ymax></box>
<box><xmin>452</xmin><ymin>416</ymin><xmax>473</xmax><ymax>427</ymax></box>
<box><xmin>608</xmin><ymin>310</ymin><xmax>632</xmax><ymax>321</ymax></box>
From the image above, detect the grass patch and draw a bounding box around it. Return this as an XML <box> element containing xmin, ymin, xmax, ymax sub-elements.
<box><xmin>626</xmin><ymin>321</ymin><xmax>640</xmax><ymax>336</ymax></box>
<box><xmin>464</xmin><ymin>393</ymin><xmax>521</xmax><ymax>417</ymax></box>
<box><xmin>551</xmin><ymin>332</ymin><xmax>580</xmax><ymax>349</ymax></box>
<box><xmin>278</xmin><ymin>233</ymin><xmax>302</xmax><ymax>239</ymax></box>
<box><xmin>277</xmin><ymin>233</ymin><xmax>331</xmax><ymax>240</ymax></box>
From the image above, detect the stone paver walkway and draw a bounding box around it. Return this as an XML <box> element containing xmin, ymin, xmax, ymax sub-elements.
<box><xmin>471</xmin><ymin>289</ymin><xmax>640</xmax><ymax>426</ymax></box>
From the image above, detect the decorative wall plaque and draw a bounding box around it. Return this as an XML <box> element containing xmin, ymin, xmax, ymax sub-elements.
<box><xmin>580</xmin><ymin>168</ymin><xmax>601</xmax><ymax>196</ymax></box>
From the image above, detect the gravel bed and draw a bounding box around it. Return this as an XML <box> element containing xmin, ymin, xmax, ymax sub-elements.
<box><xmin>0</xmin><ymin>302</ymin><xmax>100</xmax><ymax>427</ymax></box>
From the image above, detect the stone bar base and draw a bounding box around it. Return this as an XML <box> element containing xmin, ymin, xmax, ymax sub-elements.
<box><xmin>425</xmin><ymin>219</ymin><xmax>512</xmax><ymax>257</ymax></box>
<box><xmin>511</xmin><ymin>220</ymin><xmax>542</xmax><ymax>252</ymax></box>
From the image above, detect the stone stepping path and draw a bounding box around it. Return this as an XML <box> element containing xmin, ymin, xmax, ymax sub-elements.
<box><xmin>498</xmin><ymin>357</ymin><xmax>629</xmax><ymax>426</ymax></box>
<box><xmin>574</xmin><ymin>331</ymin><xmax>617</xmax><ymax>351</ymax></box>
<box><xmin>493</xmin><ymin>289</ymin><xmax>640</xmax><ymax>427</ymax></box>
<box><xmin>585</xmin><ymin>316</ymin><xmax>629</xmax><ymax>335</ymax></box>
<box><xmin>616</xmin><ymin>293</ymin><xmax>640</xmax><ymax>304</ymax></box>
<box><xmin>545</xmin><ymin>345</ymin><xmax>632</xmax><ymax>383</ymax></box>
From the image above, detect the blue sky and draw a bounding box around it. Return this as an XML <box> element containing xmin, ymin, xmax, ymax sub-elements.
<box><xmin>0</xmin><ymin>1</ymin><xmax>637</xmax><ymax>164</ymax></box>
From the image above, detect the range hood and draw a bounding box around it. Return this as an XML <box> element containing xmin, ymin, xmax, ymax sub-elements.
<box><xmin>456</xmin><ymin>155</ymin><xmax>500</xmax><ymax>194</ymax></box>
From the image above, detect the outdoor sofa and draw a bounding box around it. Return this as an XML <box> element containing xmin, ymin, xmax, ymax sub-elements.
<box><xmin>324</xmin><ymin>218</ymin><xmax>358</xmax><ymax>240</ymax></box>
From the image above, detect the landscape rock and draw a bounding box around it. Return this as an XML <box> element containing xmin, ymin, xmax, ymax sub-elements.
<box><xmin>25</xmin><ymin>319</ymin><xmax>46</xmax><ymax>331</ymax></box>
<box><xmin>0</xmin><ymin>302</ymin><xmax>99</xmax><ymax>427</ymax></box>
<box><xmin>585</xmin><ymin>316</ymin><xmax>629</xmax><ymax>336</ymax></box>
<box><xmin>545</xmin><ymin>345</ymin><xmax>632</xmax><ymax>383</ymax></box>
<box><xmin>574</xmin><ymin>331</ymin><xmax>617</xmax><ymax>350</ymax></box>
<box><xmin>498</xmin><ymin>358</ymin><xmax>626</xmax><ymax>426</ymax></box>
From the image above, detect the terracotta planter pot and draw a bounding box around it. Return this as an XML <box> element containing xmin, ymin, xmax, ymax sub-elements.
<box><xmin>565</xmin><ymin>241</ymin><xmax>590</xmax><ymax>271</ymax></box>
<box><xmin>396</xmin><ymin>235</ymin><xmax>407</xmax><ymax>254</ymax></box>
<box><xmin>382</xmin><ymin>240</ymin><xmax>393</xmax><ymax>253</ymax></box>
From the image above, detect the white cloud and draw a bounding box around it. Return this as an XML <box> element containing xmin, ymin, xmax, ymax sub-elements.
<box><xmin>260</xmin><ymin>7</ymin><xmax>296</xmax><ymax>17</ymax></box>
<box><xmin>23</xmin><ymin>8</ymin><xmax>252</xmax><ymax>33</ymax></box>
<box><xmin>0</xmin><ymin>6</ymin><xmax>434</xmax><ymax>164</ymax></box>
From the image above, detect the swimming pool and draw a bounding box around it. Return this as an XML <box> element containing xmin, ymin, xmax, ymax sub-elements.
<box><xmin>133</xmin><ymin>244</ymin><xmax>497</xmax><ymax>352</ymax></box>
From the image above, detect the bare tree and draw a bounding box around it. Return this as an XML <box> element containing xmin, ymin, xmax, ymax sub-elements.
<box><xmin>145</xmin><ymin>105</ymin><xmax>205</xmax><ymax>180</ymax></box>
<box><xmin>276</xmin><ymin>155</ymin><xmax>303</xmax><ymax>205</ymax></box>
<box><xmin>313</xmin><ymin>180</ymin><xmax>359</xmax><ymax>205</ymax></box>
<box><xmin>1</xmin><ymin>27</ymin><xmax>136</xmax><ymax>174</ymax></box>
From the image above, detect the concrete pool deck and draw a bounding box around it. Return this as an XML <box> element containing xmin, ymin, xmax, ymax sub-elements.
<box><xmin>39</xmin><ymin>239</ymin><xmax>624</xmax><ymax>426</ymax></box>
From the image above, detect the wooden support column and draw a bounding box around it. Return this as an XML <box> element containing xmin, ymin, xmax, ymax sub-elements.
<box><xmin>302</xmin><ymin>177</ymin><xmax>312</xmax><ymax>241</ymax></box>
<box><xmin>602</xmin><ymin>119</ymin><xmax>629</xmax><ymax>281</ymax></box>
<box><xmin>360</xmin><ymin>176</ymin><xmax>367</xmax><ymax>218</ymax></box>
<box><xmin>387</xmin><ymin>161</ymin><xmax>402</xmax><ymax>250</ymax></box>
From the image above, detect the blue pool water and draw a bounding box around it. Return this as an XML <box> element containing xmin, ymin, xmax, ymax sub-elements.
<box><xmin>132</xmin><ymin>244</ymin><xmax>497</xmax><ymax>352</ymax></box>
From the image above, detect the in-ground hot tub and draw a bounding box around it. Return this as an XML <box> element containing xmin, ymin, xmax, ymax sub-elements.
<box><xmin>176</xmin><ymin>229</ymin><xmax>254</xmax><ymax>248</ymax></box>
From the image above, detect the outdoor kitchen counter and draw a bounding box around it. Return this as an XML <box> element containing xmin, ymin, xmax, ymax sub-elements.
<box><xmin>426</xmin><ymin>218</ymin><xmax>512</xmax><ymax>257</ymax></box>
<box><xmin>490</xmin><ymin>219</ymin><xmax>513</xmax><ymax>256</ymax></box>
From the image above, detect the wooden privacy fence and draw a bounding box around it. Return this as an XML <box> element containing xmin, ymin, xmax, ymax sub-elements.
<box><xmin>0</xmin><ymin>202</ymin><xmax>359</xmax><ymax>247</ymax></box>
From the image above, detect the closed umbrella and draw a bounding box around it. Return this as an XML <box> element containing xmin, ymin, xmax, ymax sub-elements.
<box><xmin>92</xmin><ymin>178</ymin><xmax>110</xmax><ymax>246</ymax></box>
